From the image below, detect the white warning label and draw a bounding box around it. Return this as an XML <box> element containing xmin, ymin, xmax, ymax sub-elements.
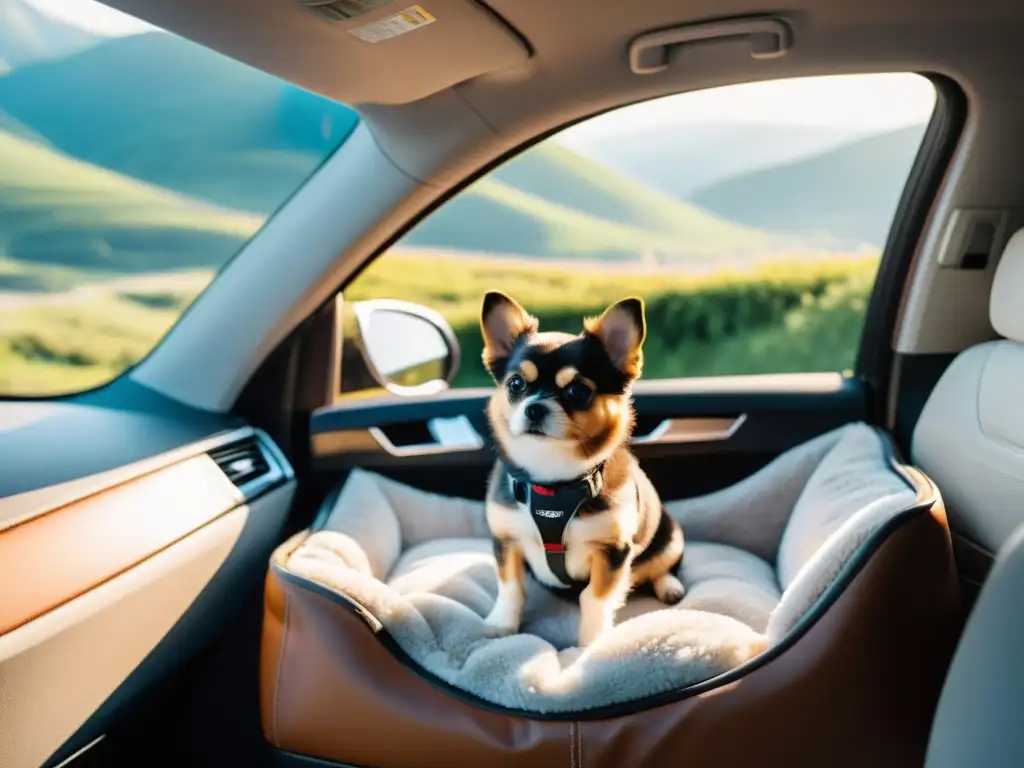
<box><xmin>348</xmin><ymin>5</ymin><xmax>436</xmax><ymax>43</ymax></box>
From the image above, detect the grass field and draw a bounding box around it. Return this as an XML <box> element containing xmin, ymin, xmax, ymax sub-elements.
<box><xmin>0</xmin><ymin>269</ymin><xmax>209</xmax><ymax>394</ymax></box>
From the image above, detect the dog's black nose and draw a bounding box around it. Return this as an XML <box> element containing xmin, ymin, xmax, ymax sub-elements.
<box><xmin>524</xmin><ymin>402</ymin><xmax>548</xmax><ymax>424</ymax></box>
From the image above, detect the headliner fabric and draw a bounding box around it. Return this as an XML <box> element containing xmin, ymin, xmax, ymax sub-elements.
<box><xmin>282</xmin><ymin>422</ymin><xmax>918</xmax><ymax>713</ymax></box>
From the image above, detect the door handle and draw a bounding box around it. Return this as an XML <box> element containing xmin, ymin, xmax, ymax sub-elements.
<box><xmin>631</xmin><ymin>415</ymin><xmax>747</xmax><ymax>445</ymax></box>
<box><xmin>368</xmin><ymin>415</ymin><xmax>485</xmax><ymax>458</ymax></box>
<box><xmin>629</xmin><ymin>17</ymin><xmax>792</xmax><ymax>75</ymax></box>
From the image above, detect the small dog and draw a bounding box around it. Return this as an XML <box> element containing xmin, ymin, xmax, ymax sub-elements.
<box><xmin>480</xmin><ymin>291</ymin><xmax>685</xmax><ymax>647</ymax></box>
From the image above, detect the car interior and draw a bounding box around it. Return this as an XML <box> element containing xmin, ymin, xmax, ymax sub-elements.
<box><xmin>2</xmin><ymin>0</ymin><xmax>1024</xmax><ymax>766</ymax></box>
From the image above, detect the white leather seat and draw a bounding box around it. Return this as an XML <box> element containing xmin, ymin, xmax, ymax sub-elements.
<box><xmin>925</xmin><ymin>522</ymin><xmax>1024</xmax><ymax>767</ymax></box>
<box><xmin>917</xmin><ymin>228</ymin><xmax>1024</xmax><ymax>765</ymax></box>
<box><xmin>913</xmin><ymin>227</ymin><xmax>1024</xmax><ymax>556</ymax></box>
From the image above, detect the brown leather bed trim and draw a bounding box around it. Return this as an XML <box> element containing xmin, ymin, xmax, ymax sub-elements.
<box><xmin>0</xmin><ymin>454</ymin><xmax>240</xmax><ymax>637</ymax></box>
<box><xmin>262</xmin><ymin>567</ymin><xmax>573</xmax><ymax>767</ymax></box>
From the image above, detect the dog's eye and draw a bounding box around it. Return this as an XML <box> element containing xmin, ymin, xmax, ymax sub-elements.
<box><xmin>506</xmin><ymin>374</ymin><xmax>527</xmax><ymax>396</ymax></box>
<box><xmin>564</xmin><ymin>381</ymin><xmax>593</xmax><ymax>408</ymax></box>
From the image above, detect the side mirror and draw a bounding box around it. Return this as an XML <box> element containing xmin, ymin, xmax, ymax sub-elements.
<box><xmin>351</xmin><ymin>299</ymin><xmax>461</xmax><ymax>396</ymax></box>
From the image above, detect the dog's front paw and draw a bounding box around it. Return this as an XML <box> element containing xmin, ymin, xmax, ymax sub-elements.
<box><xmin>653</xmin><ymin>573</ymin><xmax>686</xmax><ymax>605</ymax></box>
<box><xmin>577</xmin><ymin>615</ymin><xmax>613</xmax><ymax>648</ymax></box>
<box><xmin>482</xmin><ymin>605</ymin><xmax>521</xmax><ymax>638</ymax></box>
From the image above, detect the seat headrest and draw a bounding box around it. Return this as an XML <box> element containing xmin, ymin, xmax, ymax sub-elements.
<box><xmin>991</xmin><ymin>228</ymin><xmax>1024</xmax><ymax>342</ymax></box>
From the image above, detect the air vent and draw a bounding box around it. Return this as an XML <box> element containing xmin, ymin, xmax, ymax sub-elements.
<box><xmin>209</xmin><ymin>437</ymin><xmax>271</xmax><ymax>488</ymax></box>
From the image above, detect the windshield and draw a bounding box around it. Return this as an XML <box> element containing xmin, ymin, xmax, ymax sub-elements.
<box><xmin>0</xmin><ymin>0</ymin><xmax>358</xmax><ymax>397</ymax></box>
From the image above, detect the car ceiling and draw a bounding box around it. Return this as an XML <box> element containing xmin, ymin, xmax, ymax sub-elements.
<box><xmin>103</xmin><ymin>0</ymin><xmax>1024</xmax><ymax>110</ymax></box>
<box><xmin>101</xmin><ymin>0</ymin><xmax>1024</xmax><ymax>188</ymax></box>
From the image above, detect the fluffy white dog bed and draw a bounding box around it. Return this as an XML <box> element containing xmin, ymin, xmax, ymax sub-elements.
<box><xmin>281</xmin><ymin>422</ymin><xmax>919</xmax><ymax>713</ymax></box>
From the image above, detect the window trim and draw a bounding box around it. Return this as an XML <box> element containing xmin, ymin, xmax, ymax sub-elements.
<box><xmin>853</xmin><ymin>74</ymin><xmax>967</xmax><ymax>424</ymax></box>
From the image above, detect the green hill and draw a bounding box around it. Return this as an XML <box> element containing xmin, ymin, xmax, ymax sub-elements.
<box><xmin>404</xmin><ymin>142</ymin><xmax>767</xmax><ymax>260</ymax></box>
<box><xmin>0</xmin><ymin>30</ymin><xmax>359</xmax><ymax>213</ymax></box>
<box><xmin>691</xmin><ymin>126</ymin><xmax>928</xmax><ymax>247</ymax></box>
<box><xmin>490</xmin><ymin>141</ymin><xmax>760</xmax><ymax>243</ymax></box>
<box><xmin>0</xmin><ymin>129</ymin><xmax>260</xmax><ymax>279</ymax></box>
<box><xmin>0</xmin><ymin>107</ymin><xmax>47</xmax><ymax>143</ymax></box>
<box><xmin>404</xmin><ymin>171</ymin><xmax>761</xmax><ymax>261</ymax></box>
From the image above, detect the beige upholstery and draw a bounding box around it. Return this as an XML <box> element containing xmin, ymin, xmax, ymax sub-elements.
<box><xmin>913</xmin><ymin>227</ymin><xmax>1024</xmax><ymax>555</ymax></box>
<box><xmin>925</xmin><ymin>522</ymin><xmax>1024</xmax><ymax>767</ymax></box>
<box><xmin>918</xmin><ymin>230</ymin><xmax>1024</xmax><ymax>766</ymax></box>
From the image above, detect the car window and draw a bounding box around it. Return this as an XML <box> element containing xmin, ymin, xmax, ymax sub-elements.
<box><xmin>0</xmin><ymin>0</ymin><xmax>358</xmax><ymax>397</ymax></box>
<box><xmin>340</xmin><ymin>73</ymin><xmax>936</xmax><ymax>396</ymax></box>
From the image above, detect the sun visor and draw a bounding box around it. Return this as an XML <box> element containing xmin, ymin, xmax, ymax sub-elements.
<box><xmin>105</xmin><ymin>0</ymin><xmax>530</xmax><ymax>104</ymax></box>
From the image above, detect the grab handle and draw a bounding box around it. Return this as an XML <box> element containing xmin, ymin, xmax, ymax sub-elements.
<box><xmin>629</xmin><ymin>17</ymin><xmax>792</xmax><ymax>75</ymax></box>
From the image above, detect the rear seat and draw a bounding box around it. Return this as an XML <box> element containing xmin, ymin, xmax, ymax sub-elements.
<box><xmin>915</xmin><ymin>228</ymin><xmax>1024</xmax><ymax>766</ymax></box>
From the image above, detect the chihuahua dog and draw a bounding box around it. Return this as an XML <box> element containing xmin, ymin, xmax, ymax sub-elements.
<box><xmin>480</xmin><ymin>291</ymin><xmax>685</xmax><ymax>647</ymax></box>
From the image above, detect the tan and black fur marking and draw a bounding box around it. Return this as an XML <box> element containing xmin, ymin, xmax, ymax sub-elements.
<box><xmin>479</xmin><ymin>291</ymin><xmax>685</xmax><ymax>647</ymax></box>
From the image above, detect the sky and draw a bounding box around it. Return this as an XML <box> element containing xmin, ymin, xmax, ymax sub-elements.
<box><xmin>561</xmin><ymin>73</ymin><xmax>937</xmax><ymax>144</ymax></box>
<box><xmin>26</xmin><ymin>0</ymin><xmax>154</xmax><ymax>36</ymax></box>
<box><xmin>23</xmin><ymin>1</ymin><xmax>936</xmax><ymax>135</ymax></box>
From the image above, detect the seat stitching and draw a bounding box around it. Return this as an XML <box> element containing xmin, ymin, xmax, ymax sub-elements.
<box><xmin>569</xmin><ymin>721</ymin><xmax>577</xmax><ymax>768</ymax></box>
<box><xmin>971</xmin><ymin>345</ymin><xmax>1024</xmax><ymax>461</ymax></box>
<box><xmin>272</xmin><ymin>588</ymin><xmax>292</xmax><ymax>748</ymax></box>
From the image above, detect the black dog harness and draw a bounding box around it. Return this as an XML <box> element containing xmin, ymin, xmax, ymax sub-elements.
<box><xmin>510</xmin><ymin>467</ymin><xmax>603</xmax><ymax>589</ymax></box>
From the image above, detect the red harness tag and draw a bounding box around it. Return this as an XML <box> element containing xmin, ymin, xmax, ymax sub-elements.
<box><xmin>543</xmin><ymin>542</ymin><xmax>565</xmax><ymax>552</ymax></box>
<box><xmin>531</xmin><ymin>484</ymin><xmax>555</xmax><ymax>496</ymax></box>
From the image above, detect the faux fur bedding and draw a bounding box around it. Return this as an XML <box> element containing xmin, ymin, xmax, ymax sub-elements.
<box><xmin>282</xmin><ymin>423</ymin><xmax>919</xmax><ymax>713</ymax></box>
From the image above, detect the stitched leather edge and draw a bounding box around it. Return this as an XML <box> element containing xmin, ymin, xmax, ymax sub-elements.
<box><xmin>272</xmin><ymin>587</ymin><xmax>292</xmax><ymax>748</ymax></box>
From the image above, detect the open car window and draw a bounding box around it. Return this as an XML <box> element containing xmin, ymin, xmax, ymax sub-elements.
<box><xmin>340</xmin><ymin>73</ymin><xmax>936</xmax><ymax>396</ymax></box>
<box><xmin>0</xmin><ymin>0</ymin><xmax>359</xmax><ymax>397</ymax></box>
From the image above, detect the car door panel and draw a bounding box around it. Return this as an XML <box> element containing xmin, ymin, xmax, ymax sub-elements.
<box><xmin>309</xmin><ymin>372</ymin><xmax>865</xmax><ymax>501</ymax></box>
<box><xmin>0</xmin><ymin>395</ymin><xmax>295</xmax><ymax>768</ymax></box>
<box><xmin>1</xmin><ymin>509</ymin><xmax>250</xmax><ymax>768</ymax></box>
<box><xmin>0</xmin><ymin>454</ymin><xmax>239</xmax><ymax>638</ymax></box>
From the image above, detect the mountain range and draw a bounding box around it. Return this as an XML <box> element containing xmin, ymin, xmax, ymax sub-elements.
<box><xmin>690</xmin><ymin>125</ymin><xmax>929</xmax><ymax>248</ymax></box>
<box><xmin>565</xmin><ymin>122</ymin><xmax>871</xmax><ymax>199</ymax></box>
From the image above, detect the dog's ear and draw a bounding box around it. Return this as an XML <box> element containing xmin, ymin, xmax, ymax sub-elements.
<box><xmin>585</xmin><ymin>297</ymin><xmax>646</xmax><ymax>379</ymax></box>
<box><xmin>481</xmin><ymin>291</ymin><xmax>538</xmax><ymax>380</ymax></box>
